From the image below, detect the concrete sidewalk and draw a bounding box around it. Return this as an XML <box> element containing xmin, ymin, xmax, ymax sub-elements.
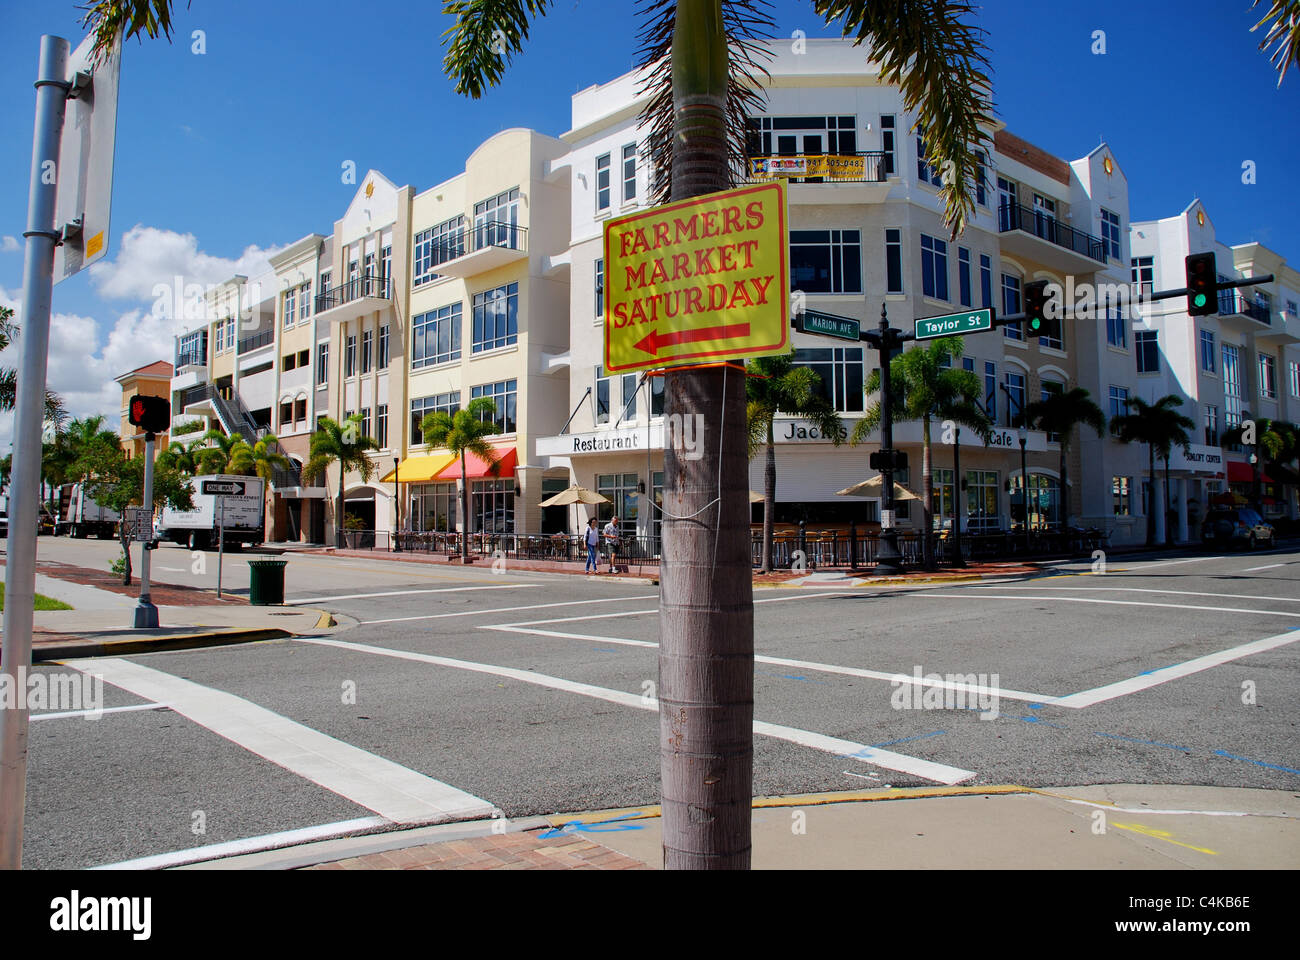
<box><xmin>177</xmin><ymin>784</ymin><xmax>1300</xmax><ymax>871</ymax></box>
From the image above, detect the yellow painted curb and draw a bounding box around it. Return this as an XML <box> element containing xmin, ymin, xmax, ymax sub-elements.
<box><xmin>314</xmin><ymin>610</ymin><xmax>337</xmax><ymax>629</ymax></box>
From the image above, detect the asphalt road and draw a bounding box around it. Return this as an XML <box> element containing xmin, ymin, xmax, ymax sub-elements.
<box><xmin>17</xmin><ymin>541</ymin><xmax>1300</xmax><ymax>869</ymax></box>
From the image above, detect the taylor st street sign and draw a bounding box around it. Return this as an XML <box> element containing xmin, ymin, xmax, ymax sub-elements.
<box><xmin>915</xmin><ymin>307</ymin><xmax>995</xmax><ymax>340</ymax></box>
<box><xmin>201</xmin><ymin>480</ymin><xmax>247</xmax><ymax>497</ymax></box>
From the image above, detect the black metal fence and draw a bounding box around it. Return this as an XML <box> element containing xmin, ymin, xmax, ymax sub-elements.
<box><xmin>314</xmin><ymin>274</ymin><xmax>393</xmax><ymax>313</ymax></box>
<box><xmin>999</xmin><ymin>201</ymin><xmax>1107</xmax><ymax>264</ymax></box>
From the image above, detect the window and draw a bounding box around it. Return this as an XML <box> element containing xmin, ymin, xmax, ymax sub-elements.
<box><xmin>1131</xmin><ymin>256</ymin><xmax>1154</xmax><ymax>299</ymax></box>
<box><xmin>973</xmin><ymin>151</ymin><xmax>988</xmax><ymax>207</ymax></box>
<box><xmin>376</xmin><ymin>404</ymin><xmax>388</xmax><ymax>449</ymax></box>
<box><xmin>414</xmin><ymin>216</ymin><xmax>467</xmax><ymax>287</ymax></box>
<box><xmin>1204</xmin><ymin>404</ymin><xmax>1219</xmax><ymax>446</ymax></box>
<box><xmin>1223</xmin><ymin>344</ymin><xmax>1242</xmax><ymax>431</ymax></box>
<box><xmin>1112</xmin><ymin>477</ymin><xmax>1133</xmax><ymax>516</ymax></box>
<box><xmin>1106</xmin><ymin>308</ymin><xmax>1127</xmax><ymax>348</ymax></box>
<box><xmin>410</xmin><ymin>392</ymin><xmax>460</xmax><ymax>445</ymax></box>
<box><xmin>984</xmin><ymin>361</ymin><xmax>997</xmax><ymax>419</ymax></box>
<box><xmin>595</xmin><ymin>366</ymin><xmax>638</xmax><ymax>424</ymax></box>
<box><xmin>1291</xmin><ymin>361</ymin><xmax>1300</xmax><ymax>399</ymax></box>
<box><xmin>1199</xmin><ymin>329</ymin><xmax>1216</xmax><ymax>372</ymax></box>
<box><xmin>316</xmin><ymin>343</ymin><xmax>328</xmax><ymax>385</ymax></box>
<box><xmin>790</xmin><ymin>230</ymin><xmax>862</xmax><ymax>294</ymax></box>
<box><xmin>360</xmin><ymin>407</ymin><xmax>371</xmax><ymax>442</ymax></box>
<box><xmin>596</xmin><ymin>153</ymin><xmax>611</xmax><ymax>211</ymax></box>
<box><xmin>1135</xmin><ymin>329</ymin><xmax>1159</xmax><ymax>373</ymax></box>
<box><xmin>596</xmin><ymin>474</ymin><xmax>640</xmax><ymax>535</ymax></box>
<box><xmin>472</xmin><ymin>478</ymin><xmax>515</xmax><ymax>534</ymax></box>
<box><xmin>300</xmin><ymin>281</ymin><xmax>312</xmax><ymax>320</ymax></box>
<box><xmin>595</xmin><ymin>259</ymin><xmax>605</xmax><ymax>317</ymax></box>
<box><xmin>378</xmin><ymin>325</ymin><xmax>390</xmax><ymax>368</ymax></box>
<box><xmin>1041</xmin><ymin>379</ymin><xmax>1064</xmax><ymax>442</ymax></box>
<box><xmin>1109</xmin><ymin>385</ymin><xmax>1130</xmax><ymax>421</ymax></box>
<box><xmin>1100</xmin><ymin>208</ymin><xmax>1121</xmax><ymax>260</ymax></box>
<box><xmin>318</xmin><ymin>271</ymin><xmax>332</xmax><ymax>298</ymax></box>
<box><xmin>283</xmin><ymin>287</ymin><xmax>296</xmax><ymax>327</ymax></box>
<box><xmin>979</xmin><ymin>255</ymin><xmax>992</xmax><ymax>309</ymax></box>
<box><xmin>885</xmin><ymin>229</ymin><xmax>903</xmax><ymax>294</ymax></box>
<box><xmin>963</xmin><ymin>357</ymin><xmax>975</xmax><ymax>373</ymax></box>
<box><xmin>1002</xmin><ymin>274</ymin><xmax>1023</xmax><ymax>340</ymax></box>
<box><xmin>278</xmin><ymin>401</ymin><xmax>292</xmax><ymax>427</ymax></box>
<box><xmin>472</xmin><ymin>282</ymin><xmax>519</xmax><ymax>352</ymax></box>
<box><xmin>880</xmin><ymin>115</ymin><xmax>895</xmax><ymax>175</ymax></box>
<box><xmin>622</xmin><ymin>144</ymin><xmax>637</xmax><ymax>202</ymax></box>
<box><xmin>361</xmin><ymin>329</ymin><xmax>373</xmax><ymax>374</ymax></box>
<box><xmin>957</xmin><ymin>248</ymin><xmax>972</xmax><ymax>307</ymax></box>
<box><xmin>1259</xmin><ymin>352</ymin><xmax>1277</xmax><ymax>399</ymax></box>
<box><xmin>1004</xmin><ymin>372</ymin><xmax>1025</xmax><ymax>427</ymax></box>
<box><xmin>471</xmin><ymin>379</ymin><xmax>518</xmax><ymax>434</ymax></box>
<box><xmin>745</xmin><ymin>115</ymin><xmax>857</xmax><ymax>161</ymax></box>
<box><xmin>177</xmin><ymin>330</ymin><xmax>207</xmax><ymax>367</ymax></box>
<box><xmin>412</xmin><ymin>483</ymin><xmax>457</xmax><ymax>533</ymax></box>
<box><xmin>966</xmin><ymin>470</ymin><xmax>1000</xmax><ymax>532</ymax></box>
<box><xmin>345</xmin><ymin>334</ymin><xmax>357</xmax><ymax>377</ymax></box>
<box><xmin>412</xmin><ymin>304</ymin><xmax>462</xmax><ymax>369</ymax></box>
<box><xmin>920</xmin><ymin>235</ymin><xmax>949</xmax><ymax>301</ymax></box>
<box><xmin>650</xmin><ymin>375</ymin><xmax>665</xmax><ymax>417</ymax></box>
<box><xmin>381</xmin><ymin>245</ymin><xmax>391</xmax><ymax>280</ymax></box>
<box><xmin>293</xmin><ymin>397</ymin><xmax>306</xmax><ymax>424</ymax></box>
<box><xmin>474</xmin><ymin>189</ymin><xmax>520</xmax><ymax>249</ymax></box>
<box><xmin>916</xmin><ymin>129</ymin><xmax>942</xmax><ymax>186</ymax></box>
<box><xmin>792</xmin><ymin>347</ymin><xmax>865</xmax><ymax>413</ymax></box>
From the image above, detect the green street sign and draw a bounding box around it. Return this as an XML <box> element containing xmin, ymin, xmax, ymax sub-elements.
<box><xmin>798</xmin><ymin>310</ymin><xmax>861</xmax><ymax>341</ymax></box>
<box><xmin>915</xmin><ymin>307</ymin><xmax>995</xmax><ymax>340</ymax></box>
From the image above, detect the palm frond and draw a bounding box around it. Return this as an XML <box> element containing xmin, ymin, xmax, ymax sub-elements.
<box><xmin>82</xmin><ymin>0</ymin><xmax>188</xmax><ymax>65</ymax></box>
<box><xmin>441</xmin><ymin>0</ymin><xmax>554</xmax><ymax>98</ymax></box>
<box><xmin>1252</xmin><ymin>0</ymin><xmax>1300</xmax><ymax>86</ymax></box>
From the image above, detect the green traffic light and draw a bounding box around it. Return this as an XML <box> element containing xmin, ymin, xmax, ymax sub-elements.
<box><xmin>1194</xmin><ymin>293</ymin><xmax>1207</xmax><ymax>307</ymax></box>
<box><xmin>1029</xmin><ymin>317</ymin><xmax>1041</xmax><ymax>331</ymax></box>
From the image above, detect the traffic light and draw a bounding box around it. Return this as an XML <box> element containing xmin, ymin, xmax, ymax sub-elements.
<box><xmin>128</xmin><ymin>394</ymin><xmax>170</xmax><ymax>435</ymax></box>
<box><xmin>1024</xmin><ymin>279</ymin><xmax>1058</xmax><ymax>341</ymax></box>
<box><xmin>1185</xmin><ymin>251</ymin><xmax>1217</xmax><ymax>317</ymax></box>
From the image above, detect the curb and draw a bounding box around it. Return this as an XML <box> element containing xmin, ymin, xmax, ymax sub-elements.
<box><xmin>33</xmin><ymin>627</ymin><xmax>293</xmax><ymax>662</ymax></box>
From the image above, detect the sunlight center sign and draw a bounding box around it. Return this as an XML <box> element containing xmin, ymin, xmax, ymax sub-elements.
<box><xmin>604</xmin><ymin>182</ymin><xmax>789</xmax><ymax>373</ymax></box>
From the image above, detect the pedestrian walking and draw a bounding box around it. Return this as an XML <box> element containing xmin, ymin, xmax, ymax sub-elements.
<box><xmin>584</xmin><ymin>517</ymin><xmax>600</xmax><ymax>573</ymax></box>
<box><xmin>603</xmin><ymin>515</ymin><xmax>620</xmax><ymax>574</ymax></box>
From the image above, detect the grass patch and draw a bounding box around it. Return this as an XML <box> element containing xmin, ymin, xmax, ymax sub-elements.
<box><xmin>0</xmin><ymin>588</ymin><xmax>73</xmax><ymax>612</ymax></box>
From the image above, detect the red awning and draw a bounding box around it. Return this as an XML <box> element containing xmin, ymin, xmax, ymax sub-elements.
<box><xmin>435</xmin><ymin>446</ymin><xmax>517</xmax><ymax>480</ymax></box>
<box><xmin>1226</xmin><ymin>461</ymin><xmax>1272</xmax><ymax>484</ymax></box>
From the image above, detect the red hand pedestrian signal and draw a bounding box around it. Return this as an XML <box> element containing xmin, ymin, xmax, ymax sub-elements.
<box><xmin>127</xmin><ymin>394</ymin><xmax>170</xmax><ymax>434</ymax></box>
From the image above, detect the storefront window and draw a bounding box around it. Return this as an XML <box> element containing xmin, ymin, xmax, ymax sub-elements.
<box><xmin>1010</xmin><ymin>473</ymin><xmax>1061</xmax><ymax>529</ymax></box>
<box><xmin>472</xmin><ymin>479</ymin><xmax>515</xmax><ymax>534</ymax></box>
<box><xmin>596</xmin><ymin>473</ymin><xmax>640</xmax><ymax>537</ymax></box>
<box><xmin>931</xmin><ymin>468</ymin><xmax>956</xmax><ymax>529</ymax></box>
<box><xmin>411</xmin><ymin>483</ymin><xmax>458</xmax><ymax>532</ymax></box>
<box><xmin>966</xmin><ymin>470</ymin><xmax>1000</xmax><ymax>532</ymax></box>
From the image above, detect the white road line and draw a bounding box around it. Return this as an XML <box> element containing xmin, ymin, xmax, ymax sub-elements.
<box><xmin>1116</xmin><ymin>556</ymin><xmax>1225</xmax><ymax>571</ymax></box>
<box><xmin>1240</xmin><ymin>563</ymin><xmax>1287</xmax><ymax>572</ymax></box>
<box><xmin>977</xmin><ymin>585</ymin><xmax>1300</xmax><ymax>605</ymax></box>
<box><xmin>1054</xmin><ymin>798</ymin><xmax>1264</xmax><ymax>818</ymax></box>
<box><xmin>1052</xmin><ymin>628</ymin><xmax>1300</xmax><ymax>709</ymax></box>
<box><xmin>359</xmin><ymin>594</ymin><xmax>659</xmax><ymax>625</ymax></box>
<box><xmin>286</xmin><ymin>584</ymin><xmax>539</xmax><ymax>605</ymax></box>
<box><xmin>31</xmin><ymin>702</ymin><xmax>169</xmax><ymax>722</ymax></box>
<box><xmin>483</xmin><ymin>624</ymin><xmax>1060</xmax><ymax>705</ymax></box>
<box><xmin>92</xmin><ymin>817</ymin><xmax>388</xmax><ymax>870</ymax></box>
<box><xmin>294</xmin><ymin>637</ymin><xmax>977</xmax><ymax>785</ymax></box>
<box><xmin>495</xmin><ymin>591</ymin><xmax>861</xmax><ymax>629</ymax></box>
<box><xmin>65</xmin><ymin>658</ymin><xmax>494</xmax><ymax>824</ymax></box>
<box><xmin>919</xmin><ymin>593</ymin><xmax>1298</xmax><ymax>618</ymax></box>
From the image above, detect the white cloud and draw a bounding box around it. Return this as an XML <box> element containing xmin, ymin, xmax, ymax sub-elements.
<box><xmin>1</xmin><ymin>236</ymin><xmax>19</xmax><ymax>253</ymax></box>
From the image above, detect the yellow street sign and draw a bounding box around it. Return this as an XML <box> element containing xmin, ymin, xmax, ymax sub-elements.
<box><xmin>603</xmin><ymin>182</ymin><xmax>790</xmax><ymax>373</ymax></box>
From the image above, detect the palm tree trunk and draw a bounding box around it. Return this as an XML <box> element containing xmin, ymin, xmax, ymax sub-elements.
<box><xmin>922</xmin><ymin>417</ymin><xmax>935</xmax><ymax>570</ymax></box>
<box><xmin>118</xmin><ymin>523</ymin><xmax>133</xmax><ymax>586</ymax></box>
<box><xmin>460</xmin><ymin>451</ymin><xmax>471</xmax><ymax>563</ymax></box>
<box><xmin>1146</xmin><ymin>444</ymin><xmax>1156</xmax><ymax>547</ymax></box>
<box><xmin>658</xmin><ymin>0</ymin><xmax>753</xmax><ymax>871</ymax></box>
<box><xmin>336</xmin><ymin>463</ymin><xmax>346</xmax><ymax>550</ymax></box>
<box><xmin>1059</xmin><ymin>438</ymin><xmax>1069</xmax><ymax>526</ymax></box>
<box><xmin>761</xmin><ymin>422</ymin><xmax>775</xmax><ymax>574</ymax></box>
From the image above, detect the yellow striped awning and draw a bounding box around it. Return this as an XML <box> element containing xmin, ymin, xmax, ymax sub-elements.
<box><xmin>380</xmin><ymin>453</ymin><xmax>456</xmax><ymax>483</ymax></box>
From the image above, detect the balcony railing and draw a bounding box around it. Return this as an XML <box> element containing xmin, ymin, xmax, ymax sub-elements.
<box><xmin>1218</xmin><ymin>289</ymin><xmax>1272</xmax><ymax>325</ymax></box>
<box><xmin>314</xmin><ymin>273</ymin><xmax>392</xmax><ymax>314</ymax></box>
<box><xmin>998</xmin><ymin>201</ymin><xmax>1107</xmax><ymax>263</ymax></box>
<box><xmin>745</xmin><ymin>151</ymin><xmax>888</xmax><ymax>184</ymax></box>
<box><xmin>237</xmin><ymin>329</ymin><xmax>274</xmax><ymax>354</ymax></box>
<box><xmin>175</xmin><ymin>349</ymin><xmax>207</xmax><ymax>369</ymax></box>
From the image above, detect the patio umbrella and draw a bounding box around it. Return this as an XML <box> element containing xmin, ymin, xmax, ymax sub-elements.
<box><xmin>749</xmin><ymin>490</ymin><xmax>764</xmax><ymax>503</ymax></box>
<box><xmin>835</xmin><ymin>475</ymin><xmax>922</xmax><ymax>501</ymax></box>
<box><xmin>540</xmin><ymin>484</ymin><xmax>610</xmax><ymax>535</ymax></box>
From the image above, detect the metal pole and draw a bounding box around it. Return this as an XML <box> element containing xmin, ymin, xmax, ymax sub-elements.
<box><xmin>393</xmin><ymin>457</ymin><xmax>401</xmax><ymax>552</ymax></box>
<box><xmin>952</xmin><ymin>427</ymin><xmax>965</xmax><ymax>568</ymax></box>
<box><xmin>133</xmin><ymin>433</ymin><xmax>159</xmax><ymax>627</ymax></box>
<box><xmin>1020</xmin><ymin>438</ymin><xmax>1030</xmax><ymax>553</ymax></box>
<box><xmin>217</xmin><ymin>497</ymin><xmax>225</xmax><ymax>598</ymax></box>
<box><xmin>875</xmin><ymin>304</ymin><xmax>904</xmax><ymax>574</ymax></box>
<box><xmin>1</xmin><ymin>34</ymin><xmax>71</xmax><ymax>871</ymax></box>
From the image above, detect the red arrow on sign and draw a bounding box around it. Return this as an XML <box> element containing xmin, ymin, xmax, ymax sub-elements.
<box><xmin>633</xmin><ymin>323</ymin><xmax>751</xmax><ymax>357</ymax></box>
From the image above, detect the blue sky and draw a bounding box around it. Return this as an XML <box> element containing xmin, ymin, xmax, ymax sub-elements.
<box><xmin>0</xmin><ymin>0</ymin><xmax>1296</xmax><ymax>436</ymax></box>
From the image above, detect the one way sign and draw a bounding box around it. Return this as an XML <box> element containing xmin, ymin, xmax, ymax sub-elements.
<box><xmin>202</xmin><ymin>479</ymin><xmax>247</xmax><ymax>497</ymax></box>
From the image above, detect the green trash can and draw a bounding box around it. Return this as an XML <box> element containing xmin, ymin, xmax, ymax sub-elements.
<box><xmin>248</xmin><ymin>558</ymin><xmax>288</xmax><ymax>605</ymax></box>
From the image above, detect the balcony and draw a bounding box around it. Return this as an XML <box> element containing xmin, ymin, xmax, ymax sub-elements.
<box><xmin>1217</xmin><ymin>288</ymin><xmax>1273</xmax><ymax>330</ymax></box>
<box><xmin>997</xmin><ymin>201</ymin><xmax>1107</xmax><ymax>274</ymax></box>
<box><xmin>423</xmin><ymin>221</ymin><xmax>528</xmax><ymax>280</ymax></box>
<box><xmin>313</xmin><ymin>273</ymin><xmax>393</xmax><ymax>324</ymax></box>
<box><xmin>745</xmin><ymin>152</ymin><xmax>890</xmax><ymax>204</ymax></box>
<box><xmin>238</xmin><ymin>329</ymin><xmax>274</xmax><ymax>354</ymax></box>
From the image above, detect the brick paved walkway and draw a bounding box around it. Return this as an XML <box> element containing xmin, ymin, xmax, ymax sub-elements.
<box><xmin>303</xmin><ymin>831</ymin><xmax>648</xmax><ymax>871</ymax></box>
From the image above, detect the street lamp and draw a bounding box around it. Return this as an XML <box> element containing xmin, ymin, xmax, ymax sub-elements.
<box><xmin>392</xmin><ymin>456</ymin><xmax>401</xmax><ymax>552</ymax></box>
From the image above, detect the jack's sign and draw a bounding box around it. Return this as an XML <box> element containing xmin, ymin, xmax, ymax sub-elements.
<box><xmin>604</xmin><ymin>182</ymin><xmax>789</xmax><ymax>373</ymax></box>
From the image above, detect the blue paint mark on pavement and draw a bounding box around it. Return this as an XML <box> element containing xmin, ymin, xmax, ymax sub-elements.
<box><xmin>539</xmin><ymin>811</ymin><xmax>646</xmax><ymax>838</ymax></box>
<box><xmin>871</xmin><ymin>730</ymin><xmax>946</xmax><ymax>749</ymax></box>
<box><xmin>1212</xmin><ymin>750</ymin><xmax>1300</xmax><ymax>776</ymax></box>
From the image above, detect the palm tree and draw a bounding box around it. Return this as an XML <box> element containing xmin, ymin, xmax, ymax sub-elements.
<box><xmin>1110</xmin><ymin>395</ymin><xmax>1195</xmax><ymax>547</ymax></box>
<box><xmin>1252</xmin><ymin>0</ymin><xmax>1300</xmax><ymax>86</ymax></box>
<box><xmin>227</xmin><ymin>433</ymin><xmax>290</xmax><ymax>482</ymax></box>
<box><xmin>420</xmin><ymin>397</ymin><xmax>501</xmax><ymax>564</ymax></box>
<box><xmin>0</xmin><ymin>305</ymin><xmax>65</xmax><ymax>422</ymax></box>
<box><xmin>851</xmin><ymin>337</ymin><xmax>990</xmax><ymax>570</ymax></box>
<box><xmin>305</xmin><ymin>415</ymin><xmax>379</xmax><ymax>549</ymax></box>
<box><xmin>1022</xmin><ymin>387</ymin><xmax>1106</xmax><ymax>526</ymax></box>
<box><xmin>192</xmin><ymin>429</ymin><xmax>250</xmax><ymax>475</ymax></box>
<box><xmin>85</xmin><ymin>0</ymin><xmax>999</xmax><ymax>872</ymax></box>
<box><xmin>1222</xmin><ymin>417</ymin><xmax>1297</xmax><ymax>511</ymax></box>
<box><xmin>156</xmin><ymin>438</ymin><xmax>208</xmax><ymax>475</ymax></box>
<box><xmin>746</xmin><ymin>352</ymin><xmax>843</xmax><ymax>573</ymax></box>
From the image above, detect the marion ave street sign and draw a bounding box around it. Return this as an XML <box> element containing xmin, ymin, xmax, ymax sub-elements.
<box><xmin>604</xmin><ymin>182</ymin><xmax>789</xmax><ymax>373</ymax></box>
<box><xmin>915</xmin><ymin>307</ymin><xmax>995</xmax><ymax>340</ymax></box>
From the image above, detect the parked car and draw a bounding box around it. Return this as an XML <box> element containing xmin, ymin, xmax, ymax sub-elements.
<box><xmin>1201</xmin><ymin>507</ymin><xmax>1274</xmax><ymax>549</ymax></box>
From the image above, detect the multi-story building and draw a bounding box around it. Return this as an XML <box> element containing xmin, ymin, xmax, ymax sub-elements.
<box><xmin>116</xmin><ymin>360</ymin><xmax>173</xmax><ymax>459</ymax></box>
<box><xmin>1128</xmin><ymin>204</ymin><xmax>1300</xmax><ymax>537</ymax></box>
<box><xmin>539</xmin><ymin>39</ymin><xmax>1133</xmax><ymax>546</ymax></box>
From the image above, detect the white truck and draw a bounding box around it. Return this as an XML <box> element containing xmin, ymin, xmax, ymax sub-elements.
<box><xmin>55</xmin><ymin>482</ymin><xmax>121</xmax><ymax>539</ymax></box>
<box><xmin>157</xmin><ymin>475</ymin><xmax>265</xmax><ymax>551</ymax></box>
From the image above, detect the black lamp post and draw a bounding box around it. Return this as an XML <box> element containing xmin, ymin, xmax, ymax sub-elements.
<box><xmin>951</xmin><ymin>427</ymin><xmax>966</xmax><ymax>568</ymax></box>
<box><xmin>863</xmin><ymin>304</ymin><xmax>912</xmax><ymax>575</ymax></box>
<box><xmin>393</xmin><ymin>456</ymin><xmax>401</xmax><ymax>552</ymax></box>
<box><xmin>1018</xmin><ymin>424</ymin><xmax>1030</xmax><ymax>553</ymax></box>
